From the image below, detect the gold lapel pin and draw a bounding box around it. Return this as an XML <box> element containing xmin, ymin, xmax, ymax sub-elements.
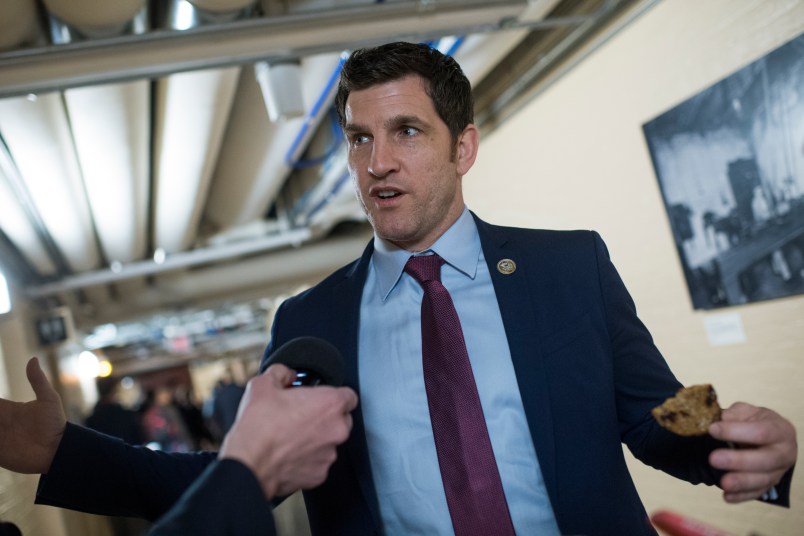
<box><xmin>496</xmin><ymin>258</ymin><xmax>516</xmax><ymax>275</ymax></box>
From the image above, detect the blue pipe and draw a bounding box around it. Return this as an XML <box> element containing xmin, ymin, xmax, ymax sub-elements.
<box><xmin>284</xmin><ymin>54</ymin><xmax>347</xmax><ymax>168</ymax></box>
<box><xmin>443</xmin><ymin>35</ymin><xmax>466</xmax><ymax>58</ymax></box>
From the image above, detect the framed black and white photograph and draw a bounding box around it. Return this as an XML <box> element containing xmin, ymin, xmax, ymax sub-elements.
<box><xmin>643</xmin><ymin>33</ymin><xmax>804</xmax><ymax>310</ymax></box>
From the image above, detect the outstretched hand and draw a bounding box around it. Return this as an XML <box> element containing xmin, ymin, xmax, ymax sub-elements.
<box><xmin>219</xmin><ymin>364</ymin><xmax>358</xmax><ymax>499</ymax></box>
<box><xmin>708</xmin><ymin>402</ymin><xmax>797</xmax><ymax>503</ymax></box>
<box><xmin>0</xmin><ymin>357</ymin><xmax>66</xmax><ymax>474</ymax></box>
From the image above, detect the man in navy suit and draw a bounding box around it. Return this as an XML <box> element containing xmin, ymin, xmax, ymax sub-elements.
<box><xmin>0</xmin><ymin>42</ymin><xmax>797</xmax><ymax>535</ymax></box>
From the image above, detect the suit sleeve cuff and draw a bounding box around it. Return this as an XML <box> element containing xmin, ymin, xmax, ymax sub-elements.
<box><xmin>760</xmin><ymin>464</ymin><xmax>794</xmax><ymax>507</ymax></box>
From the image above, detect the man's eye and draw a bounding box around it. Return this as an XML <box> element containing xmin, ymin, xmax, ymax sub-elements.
<box><xmin>401</xmin><ymin>127</ymin><xmax>419</xmax><ymax>137</ymax></box>
<box><xmin>352</xmin><ymin>134</ymin><xmax>370</xmax><ymax>146</ymax></box>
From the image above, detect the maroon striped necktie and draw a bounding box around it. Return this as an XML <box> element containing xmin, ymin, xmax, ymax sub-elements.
<box><xmin>405</xmin><ymin>254</ymin><xmax>515</xmax><ymax>536</ymax></box>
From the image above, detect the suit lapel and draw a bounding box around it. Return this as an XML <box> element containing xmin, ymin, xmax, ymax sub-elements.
<box><xmin>473</xmin><ymin>214</ymin><xmax>559</xmax><ymax>507</ymax></box>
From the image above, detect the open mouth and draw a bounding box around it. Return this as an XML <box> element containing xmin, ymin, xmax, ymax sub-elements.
<box><xmin>376</xmin><ymin>190</ymin><xmax>401</xmax><ymax>200</ymax></box>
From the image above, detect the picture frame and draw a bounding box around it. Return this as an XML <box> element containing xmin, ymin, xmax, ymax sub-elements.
<box><xmin>643</xmin><ymin>33</ymin><xmax>804</xmax><ymax>310</ymax></box>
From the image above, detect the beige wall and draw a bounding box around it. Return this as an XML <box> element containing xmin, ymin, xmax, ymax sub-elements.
<box><xmin>465</xmin><ymin>0</ymin><xmax>803</xmax><ymax>534</ymax></box>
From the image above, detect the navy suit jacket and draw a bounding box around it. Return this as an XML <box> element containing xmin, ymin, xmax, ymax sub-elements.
<box><xmin>36</xmin><ymin>215</ymin><xmax>791</xmax><ymax>535</ymax></box>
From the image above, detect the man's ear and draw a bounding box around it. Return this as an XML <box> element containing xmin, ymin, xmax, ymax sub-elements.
<box><xmin>455</xmin><ymin>124</ymin><xmax>479</xmax><ymax>175</ymax></box>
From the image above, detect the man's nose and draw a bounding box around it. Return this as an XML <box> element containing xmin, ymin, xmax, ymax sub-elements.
<box><xmin>368</xmin><ymin>138</ymin><xmax>398</xmax><ymax>178</ymax></box>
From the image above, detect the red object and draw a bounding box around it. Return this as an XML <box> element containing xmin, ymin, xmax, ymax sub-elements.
<box><xmin>651</xmin><ymin>510</ymin><xmax>737</xmax><ymax>536</ymax></box>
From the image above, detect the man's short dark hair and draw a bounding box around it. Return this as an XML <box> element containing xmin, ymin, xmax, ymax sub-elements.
<box><xmin>335</xmin><ymin>41</ymin><xmax>474</xmax><ymax>142</ymax></box>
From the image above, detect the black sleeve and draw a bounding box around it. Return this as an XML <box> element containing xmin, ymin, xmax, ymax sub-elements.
<box><xmin>763</xmin><ymin>465</ymin><xmax>795</xmax><ymax>507</ymax></box>
<box><xmin>36</xmin><ymin>422</ymin><xmax>216</xmax><ymax>521</ymax></box>
<box><xmin>149</xmin><ymin>459</ymin><xmax>277</xmax><ymax>536</ymax></box>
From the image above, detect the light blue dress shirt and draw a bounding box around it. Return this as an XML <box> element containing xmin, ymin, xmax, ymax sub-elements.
<box><xmin>358</xmin><ymin>208</ymin><xmax>560</xmax><ymax>535</ymax></box>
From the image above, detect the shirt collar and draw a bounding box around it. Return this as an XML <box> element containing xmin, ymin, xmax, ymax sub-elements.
<box><xmin>372</xmin><ymin>207</ymin><xmax>481</xmax><ymax>301</ymax></box>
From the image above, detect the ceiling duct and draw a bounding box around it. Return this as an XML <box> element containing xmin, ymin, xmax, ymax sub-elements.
<box><xmin>152</xmin><ymin>66</ymin><xmax>241</xmax><ymax>254</ymax></box>
<box><xmin>42</xmin><ymin>0</ymin><xmax>149</xmax><ymax>42</ymax></box>
<box><xmin>0</xmin><ymin>0</ymin><xmax>45</xmax><ymax>52</ymax></box>
<box><xmin>0</xmin><ymin>0</ymin><xmax>535</xmax><ymax>98</ymax></box>
<box><xmin>187</xmin><ymin>0</ymin><xmax>258</xmax><ymax>19</ymax></box>
<box><xmin>0</xmin><ymin>140</ymin><xmax>59</xmax><ymax>276</ymax></box>
<box><xmin>162</xmin><ymin>0</ymin><xmax>257</xmax><ymax>30</ymax></box>
<box><xmin>64</xmin><ymin>81</ymin><xmax>151</xmax><ymax>264</ymax></box>
<box><xmin>0</xmin><ymin>94</ymin><xmax>102</xmax><ymax>274</ymax></box>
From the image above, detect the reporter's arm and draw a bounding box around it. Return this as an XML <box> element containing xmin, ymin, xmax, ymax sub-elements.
<box><xmin>36</xmin><ymin>423</ymin><xmax>216</xmax><ymax>521</ymax></box>
<box><xmin>0</xmin><ymin>357</ymin><xmax>213</xmax><ymax>521</ymax></box>
<box><xmin>149</xmin><ymin>458</ymin><xmax>276</xmax><ymax>536</ymax></box>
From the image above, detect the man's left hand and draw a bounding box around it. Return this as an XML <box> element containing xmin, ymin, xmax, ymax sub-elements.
<box><xmin>708</xmin><ymin>402</ymin><xmax>797</xmax><ymax>503</ymax></box>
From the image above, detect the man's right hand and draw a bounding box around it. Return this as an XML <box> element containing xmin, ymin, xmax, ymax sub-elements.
<box><xmin>0</xmin><ymin>357</ymin><xmax>66</xmax><ymax>474</ymax></box>
<box><xmin>219</xmin><ymin>364</ymin><xmax>358</xmax><ymax>499</ymax></box>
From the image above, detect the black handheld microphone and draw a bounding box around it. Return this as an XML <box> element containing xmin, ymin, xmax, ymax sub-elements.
<box><xmin>263</xmin><ymin>336</ymin><xmax>345</xmax><ymax>387</ymax></box>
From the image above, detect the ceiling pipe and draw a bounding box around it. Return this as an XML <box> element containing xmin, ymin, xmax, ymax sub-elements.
<box><xmin>83</xmin><ymin>228</ymin><xmax>371</xmax><ymax>326</ymax></box>
<box><xmin>0</xmin><ymin>93</ymin><xmax>102</xmax><ymax>273</ymax></box>
<box><xmin>283</xmin><ymin>56</ymin><xmax>345</xmax><ymax>168</ymax></box>
<box><xmin>0</xmin><ymin>138</ymin><xmax>60</xmax><ymax>276</ymax></box>
<box><xmin>152</xmin><ymin>66</ymin><xmax>241</xmax><ymax>253</ymax></box>
<box><xmin>43</xmin><ymin>0</ymin><xmax>149</xmax><ymax>41</ymax></box>
<box><xmin>64</xmin><ymin>81</ymin><xmax>151</xmax><ymax>264</ymax></box>
<box><xmin>0</xmin><ymin>0</ymin><xmax>535</xmax><ymax>98</ymax></box>
<box><xmin>162</xmin><ymin>0</ymin><xmax>257</xmax><ymax>30</ymax></box>
<box><xmin>0</xmin><ymin>0</ymin><xmax>45</xmax><ymax>52</ymax></box>
<box><xmin>26</xmin><ymin>227</ymin><xmax>314</xmax><ymax>298</ymax></box>
<box><xmin>187</xmin><ymin>0</ymin><xmax>258</xmax><ymax>21</ymax></box>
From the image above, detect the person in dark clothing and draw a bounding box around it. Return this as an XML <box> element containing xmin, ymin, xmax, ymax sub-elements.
<box><xmin>207</xmin><ymin>377</ymin><xmax>246</xmax><ymax>442</ymax></box>
<box><xmin>172</xmin><ymin>385</ymin><xmax>215</xmax><ymax>450</ymax></box>
<box><xmin>85</xmin><ymin>376</ymin><xmax>144</xmax><ymax>445</ymax></box>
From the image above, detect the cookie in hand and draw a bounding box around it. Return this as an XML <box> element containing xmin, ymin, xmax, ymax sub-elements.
<box><xmin>651</xmin><ymin>384</ymin><xmax>722</xmax><ymax>436</ymax></box>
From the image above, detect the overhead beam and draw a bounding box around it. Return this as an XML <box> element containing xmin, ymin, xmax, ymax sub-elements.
<box><xmin>26</xmin><ymin>226</ymin><xmax>314</xmax><ymax>298</ymax></box>
<box><xmin>0</xmin><ymin>0</ymin><xmax>532</xmax><ymax>97</ymax></box>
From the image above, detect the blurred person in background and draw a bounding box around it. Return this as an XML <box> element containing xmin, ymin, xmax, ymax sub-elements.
<box><xmin>85</xmin><ymin>376</ymin><xmax>144</xmax><ymax>446</ymax></box>
<box><xmin>140</xmin><ymin>386</ymin><xmax>193</xmax><ymax>452</ymax></box>
<box><xmin>205</xmin><ymin>373</ymin><xmax>246</xmax><ymax>443</ymax></box>
<box><xmin>172</xmin><ymin>384</ymin><xmax>215</xmax><ymax>450</ymax></box>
